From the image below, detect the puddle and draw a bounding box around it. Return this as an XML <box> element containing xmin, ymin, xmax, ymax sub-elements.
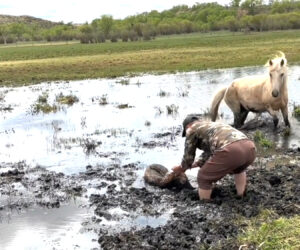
<box><xmin>0</xmin><ymin>65</ymin><xmax>299</xmax><ymax>175</ymax></box>
<box><xmin>98</xmin><ymin>207</ymin><xmax>172</xmax><ymax>231</ymax></box>
<box><xmin>0</xmin><ymin>201</ymin><xmax>98</xmax><ymax>250</ymax></box>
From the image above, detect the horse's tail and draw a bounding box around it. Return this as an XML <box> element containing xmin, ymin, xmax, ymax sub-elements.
<box><xmin>210</xmin><ymin>87</ymin><xmax>227</xmax><ymax>121</ymax></box>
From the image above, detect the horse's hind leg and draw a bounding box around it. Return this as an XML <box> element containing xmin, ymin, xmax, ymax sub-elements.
<box><xmin>233</xmin><ymin>113</ymin><xmax>244</xmax><ymax>128</ymax></box>
<box><xmin>224</xmin><ymin>86</ymin><xmax>242</xmax><ymax>127</ymax></box>
<box><xmin>240</xmin><ymin>105</ymin><xmax>249</xmax><ymax>126</ymax></box>
<box><xmin>233</xmin><ymin>111</ymin><xmax>248</xmax><ymax>128</ymax></box>
<box><xmin>281</xmin><ymin>106</ymin><xmax>290</xmax><ymax>127</ymax></box>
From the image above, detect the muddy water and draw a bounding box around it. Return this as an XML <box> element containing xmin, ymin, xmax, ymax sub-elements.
<box><xmin>0</xmin><ymin>65</ymin><xmax>300</xmax><ymax>249</ymax></box>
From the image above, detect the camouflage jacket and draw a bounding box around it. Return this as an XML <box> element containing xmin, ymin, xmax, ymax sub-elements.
<box><xmin>181</xmin><ymin>121</ymin><xmax>248</xmax><ymax>170</ymax></box>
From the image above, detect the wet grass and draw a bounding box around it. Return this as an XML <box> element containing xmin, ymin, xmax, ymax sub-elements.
<box><xmin>144</xmin><ymin>120</ymin><xmax>151</xmax><ymax>127</ymax></box>
<box><xmin>31</xmin><ymin>93</ymin><xmax>58</xmax><ymax>114</ymax></box>
<box><xmin>56</xmin><ymin>93</ymin><xmax>79</xmax><ymax>105</ymax></box>
<box><xmin>292</xmin><ymin>105</ymin><xmax>300</xmax><ymax>120</ymax></box>
<box><xmin>177</xmin><ymin>89</ymin><xmax>189</xmax><ymax>97</ymax></box>
<box><xmin>0</xmin><ymin>105</ymin><xmax>13</xmax><ymax>112</ymax></box>
<box><xmin>166</xmin><ymin>104</ymin><xmax>179</xmax><ymax>115</ymax></box>
<box><xmin>254</xmin><ymin>130</ymin><xmax>273</xmax><ymax>149</ymax></box>
<box><xmin>80</xmin><ymin>139</ymin><xmax>101</xmax><ymax>155</ymax></box>
<box><xmin>31</xmin><ymin>92</ymin><xmax>79</xmax><ymax>113</ymax></box>
<box><xmin>37</xmin><ymin>93</ymin><xmax>48</xmax><ymax>104</ymax></box>
<box><xmin>116</xmin><ymin>79</ymin><xmax>130</xmax><ymax>85</ymax></box>
<box><xmin>99</xmin><ymin>95</ymin><xmax>108</xmax><ymax>105</ymax></box>
<box><xmin>32</xmin><ymin>103</ymin><xmax>58</xmax><ymax>114</ymax></box>
<box><xmin>158</xmin><ymin>90</ymin><xmax>169</xmax><ymax>97</ymax></box>
<box><xmin>1</xmin><ymin>30</ymin><xmax>300</xmax><ymax>86</ymax></box>
<box><xmin>238</xmin><ymin>210</ymin><xmax>300</xmax><ymax>250</ymax></box>
<box><xmin>117</xmin><ymin>104</ymin><xmax>134</xmax><ymax>109</ymax></box>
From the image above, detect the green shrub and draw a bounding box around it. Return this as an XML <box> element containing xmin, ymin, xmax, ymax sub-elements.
<box><xmin>121</xmin><ymin>31</ymin><xmax>129</xmax><ymax>42</ymax></box>
<box><xmin>128</xmin><ymin>30</ymin><xmax>138</xmax><ymax>41</ymax></box>
<box><xmin>110</xmin><ymin>32</ymin><xmax>119</xmax><ymax>43</ymax></box>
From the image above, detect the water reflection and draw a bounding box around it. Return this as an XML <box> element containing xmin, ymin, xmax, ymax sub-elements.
<box><xmin>0</xmin><ymin>201</ymin><xmax>98</xmax><ymax>250</ymax></box>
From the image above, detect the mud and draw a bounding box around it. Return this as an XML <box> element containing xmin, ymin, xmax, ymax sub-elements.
<box><xmin>0</xmin><ymin>162</ymin><xmax>83</xmax><ymax>212</ymax></box>
<box><xmin>1</xmin><ymin>144</ymin><xmax>299</xmax><ymax>249</ymax></box>
<box><xmin>94</xmin><ymin>152</ymin><xmax>299</xmax><ymax>249</ymax></box>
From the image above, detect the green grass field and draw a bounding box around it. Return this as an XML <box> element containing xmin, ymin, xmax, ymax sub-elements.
<box><xmin>0</xmin><ymin>30</ymin><xmax>300</xmax><ymax>86</ymax></box>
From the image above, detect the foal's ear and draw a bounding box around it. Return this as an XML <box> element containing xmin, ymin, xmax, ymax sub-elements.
<box><xmin>269</xmin><ymin>59</ymin><xmax>273</xmax><ymax>66</ymax></box>
<box><xmin>280</xmin><ymin>59</ymin><xmax>285</xmax><ymax>66</ymax></box>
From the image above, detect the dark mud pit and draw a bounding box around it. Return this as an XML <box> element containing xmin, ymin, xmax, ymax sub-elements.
<box><xmin>1</xmin><ymin>66</ymin><xmax>300</xmax><ymax>249</ymax></box>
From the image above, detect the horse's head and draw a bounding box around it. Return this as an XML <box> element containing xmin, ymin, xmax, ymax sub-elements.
<box><xmin>268</xmin><ymin>52</ymin><xmax>288</xmax><ymax>98</ymax></box>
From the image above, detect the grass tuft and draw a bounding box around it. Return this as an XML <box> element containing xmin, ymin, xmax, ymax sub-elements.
<box><xmin>166</xmin><ymin>104</ymin><xmax>178</xmax><ymax>115</ymax></box>
<box><xmin>254</xmin><ymin>130</ymin><xmax>273</xmax><ymax>148</ymax></box>
<box><xmin>99</xmin><ymin>95</ymin><xmax>108</xmax><ymax>105</ymax></box>
<box><xmin>32</xmin><ymin>103</ymin><xmax>58</xmax><ymax>114</ymax></box>
<box><xmin>293</xmin><ymin>105</ymin><xmax>300</xmax><ymax>120</ymax></box>
<box><xmin>31</xmin><ymin>93</ymin><xmax>58</xmax><ymax>114</ymax></box>
<box><xmin>56</xmin><ymin>93</ymin><xmax>79</xmax><ymax>105</ymax></box>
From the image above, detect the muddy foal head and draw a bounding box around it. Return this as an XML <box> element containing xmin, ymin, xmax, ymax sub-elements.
<box><xmin>144</xmin><ymin>164</ymin><xmax>194</xmax><ymax>190</ymax></box>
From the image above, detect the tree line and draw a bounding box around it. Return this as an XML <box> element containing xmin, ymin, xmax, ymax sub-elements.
<box><xmin>0</xmin><ymin>0</ymin><xmax>300</xmax><ymax>44</ymax></box>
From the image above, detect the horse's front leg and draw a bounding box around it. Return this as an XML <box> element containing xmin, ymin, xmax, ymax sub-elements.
<box><xmin>281</xmin><ymin>105</ymin><xmax>290</xmax><ymax>127</ymax></box>
<box><xmin>233</xmin><ymin>113</ymin><xmax>243</xmax><ymax>128</ymax></box>
<box><xmin>267</xmin><ymin>108</ymin><xmax>279</xmax><ymax>128</ymax></box>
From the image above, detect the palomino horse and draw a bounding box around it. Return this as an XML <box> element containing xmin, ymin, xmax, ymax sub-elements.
<box><xmin>210</xmin><ymin>53</ymin><xmax>290</xmax><ymax>128</ymax></box>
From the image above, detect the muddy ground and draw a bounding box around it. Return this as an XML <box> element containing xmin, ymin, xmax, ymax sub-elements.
<box><xmin>1</xmin><ymin>67</ymin><xmax>300</xmax><ymax>249</ymax></box>
<box><xmin>1</xmin><ymin>121</ymin><xmax>299</xmax><ymax>250</ymax></box>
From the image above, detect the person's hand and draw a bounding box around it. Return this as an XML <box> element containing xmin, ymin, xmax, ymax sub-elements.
<box><xmin>172</xmin><ymin>165</ymin><xmax>184</xmax><ymax>175</ymax></box>
<box><xmin>191</xmin><ymin>162</ymin><xmax>199</xmax><ymax>168</ymax></box>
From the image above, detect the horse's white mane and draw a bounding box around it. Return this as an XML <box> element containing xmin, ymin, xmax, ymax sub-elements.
<box><xmin>265</xmin><ymin>51</ymin><xmax>287</xmax><ymax>68</ymax></box>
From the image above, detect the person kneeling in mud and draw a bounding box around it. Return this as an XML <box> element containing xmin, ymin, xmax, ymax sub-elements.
<box><xmin>172</xmin><ymin>114</ymin><xmax>256</xmax><ymax>200</ymax></box>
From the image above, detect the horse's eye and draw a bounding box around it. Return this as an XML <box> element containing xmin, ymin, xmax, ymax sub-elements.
<box><xmin>281</xmin><ymin>73</ymin><xmax>284</xmax><ymax>77</ymax></box>
<box><xmin>269</xmin><ymin>73</ymin><xmax>272</xmax><ymax>78</ymax></box>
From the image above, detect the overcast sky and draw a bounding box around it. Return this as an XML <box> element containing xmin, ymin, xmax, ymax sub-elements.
<box><xmin>0</xmin><ymin>0</ymin><xmax>231</xmax><ymax>24</ymax></box>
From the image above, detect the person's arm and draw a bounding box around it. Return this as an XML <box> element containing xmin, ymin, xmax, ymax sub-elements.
<box><xmin>180</xmin><ymin>133</ymin><xmax>198</xmax><ymax>171</ymax></box>
<box><xmin>192</xmin><ymin>151</ymin><xmax>210</xmax><ymax>168</ymax></box>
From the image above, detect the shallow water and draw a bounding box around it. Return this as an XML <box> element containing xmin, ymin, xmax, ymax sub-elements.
<box><xmin>0</xmin><ymin>201</ymin><xmax>98</xmax><ymax>250</ymax></box>
<box><xmin>1</xmin><ymin>66</ymin><xmax>300</xmax><ymax>175</ymax></box>
<box><xmin>0</xmin><ymin>66</ymin><xmax>300</xmax><ymax>249</ymax></box>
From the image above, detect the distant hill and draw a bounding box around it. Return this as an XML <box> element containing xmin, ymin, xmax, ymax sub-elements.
<box><xmin>0</xmin><ymin>14</ymin><xmax>61</xmax><ymax>28</ymax></box>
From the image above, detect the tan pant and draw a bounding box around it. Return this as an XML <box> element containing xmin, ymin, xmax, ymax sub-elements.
<box><xmin>197</xmin><ymin>139</ymin><xmax>256</xmax><ymax>190</ymax></box>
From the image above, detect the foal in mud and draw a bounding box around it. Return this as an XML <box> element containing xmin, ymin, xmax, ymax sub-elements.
<box><xmin>210</xmin><ymin>52</ymin><xmax>290</xmax><ymax>128</ymax></box>
<box><xmin>172</xmin><ymin>114</ymin><xmax>256</xmax><ymax>200</ymax></box>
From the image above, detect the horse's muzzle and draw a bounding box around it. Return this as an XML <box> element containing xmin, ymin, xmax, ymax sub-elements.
<box><xmin>272</xmin><ymin>90</ymin><xmax>279</xmax><ymax>98</ymax></box>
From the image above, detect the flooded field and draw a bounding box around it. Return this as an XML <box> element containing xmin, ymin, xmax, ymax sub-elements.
<box><xmin>0</xmin><ymin>66</ymin><xmax>300</xmax><ymax>249</ymax></box>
